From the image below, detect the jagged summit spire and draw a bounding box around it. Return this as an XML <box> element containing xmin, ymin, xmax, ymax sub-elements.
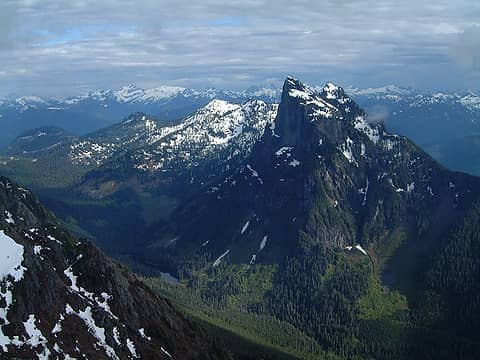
<box><xmin>274</xmin><ymin>77</ymin><xmax>340</xmax><ymax>146</ymax></box>
<box><xmin>283</xmin><ymin>76</ymin><xmax>305</xmax><ymax>90</ymax></box>
<box><xmin>282</xmin><ymin>77</ymin><xmax>352</xmax><ymax>107</ymax></box>
<box><xmin>263</xmin><ymin>77</ymin><xmax>378</xmax><ymax>153</ymax></box>
<box><xmin>282</xmin><ymin>76</ymin><xmax>318</xmax><ymax>99</ymax></box>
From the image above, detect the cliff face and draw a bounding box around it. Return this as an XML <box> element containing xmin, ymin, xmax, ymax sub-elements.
<box><xmin>0</xmin><ymin>176</ymin><xmax>229</xmax><ymax>359</ymax></box>
<box><xmin>137</xmin><ymin>78</ymin><xmax>480</xmax><ymax>358</ymax></box>
<box><xmin>155</xmin><ymin>77</ymin><xmax>480</xmax><ymax>263</ymax></box>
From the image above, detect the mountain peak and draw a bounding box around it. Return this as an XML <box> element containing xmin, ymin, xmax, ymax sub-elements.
<box><xmin>203</xmin><ymin>99</ymin><xmax>240</xmax><ymax>114</ymax></box>
<box><xmin>321</xmin><ymin>82</ymin><xmax>352</xmax><ymax>104</ymax></box>
<box><xmin>254</xmin><ymin>76</ymin><xmax>385</xmax><ymax>170</ymax></box>
<box><xmin>284</xmin><ymin>76</ymin><xmax>305</xmax><ymax>90</ymax></box>
<box><xmin>347</xmin><ymin>84</ymin><xmax>412</xmax><ymax>96</ymax></box>
<box><xmin>282</xmin><ymin>77</ymin><xmax>347</xmax><ymax>110</ymax></box>
<box><xmin>273</xmin><ymin>77</ymin><xmax>344</xmax><ymax>147</ymax></box>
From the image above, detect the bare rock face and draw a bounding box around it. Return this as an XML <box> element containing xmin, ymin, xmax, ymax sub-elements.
<box><xmin>0</xmin><ymin>176</ymin><xmax>230</xmax><ymax>359</ymax></box>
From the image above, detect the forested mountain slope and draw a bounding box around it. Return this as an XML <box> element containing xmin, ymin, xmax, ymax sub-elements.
<box><xmin>144</xmin><ymin>77</ymin><xmax>480</xmax><ymax>359</ymax></box>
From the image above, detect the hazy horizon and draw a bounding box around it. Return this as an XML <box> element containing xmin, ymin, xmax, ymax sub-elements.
<box><xmin>1</xmin><ymin>0</ymin><xmax>479</xmax><ymax>97</ymax></box>
<box><xmin>2</xmin><ymin>77</ymin><xmax>480</xmax><ymax>101</ymax></box>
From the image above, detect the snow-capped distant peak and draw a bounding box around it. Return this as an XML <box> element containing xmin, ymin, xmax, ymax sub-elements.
<box><xmin>113</xmin><ymin>85</ymin><xmax>144</xmax><ymax>103</ymax></box>
<box><xmin>203</xmin><ymin>99</ymin><xmax>241</xmax><ymax>114</ymax></box>
<box><xmin>13</xmin><ymin>96</ymin><xmax>49</xmax><ymax>112</ymax></box>
<box><xmin>15</xmin><ymin>96</ymin><xmax>46</xmax><ymax>104</ymax></box>
<box><xmin>117</xmin><ymin>84</ymin><xmax>138</xmax><ymax>91</ymax></box>
<box><xmin>460</xmin><ymin>94</ymin><xmax>480</xmax><ymax>111</ymax></box>
<box><xmin>64</xmin><ymin>84</ymin><xmax>188</xmax><ymax>105</ymax></box>
<box><xmin>111</xmin><ymin>85</ymin><xmax>187</xmax><ymax>103</ymax></box>
<box><xmin>141</xmin><ymin>86</ymin><xmax>186</xmax><ymax>102</ymax></box>
<box><xmin>347</xmin><ymin>85</ymin><xmax>412</xmax><ymax>96</ymax></box>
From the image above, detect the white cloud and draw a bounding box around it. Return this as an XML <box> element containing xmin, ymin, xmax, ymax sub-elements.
<box><xmin>0</xmin><ymin>0</ymin><xmax>479</xmax><ymax>96</ymax></box>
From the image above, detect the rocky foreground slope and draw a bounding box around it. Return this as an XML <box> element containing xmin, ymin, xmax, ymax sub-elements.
<box><xmin>0</xmin><ymin>176</ymin><xmax>229</xmax><ymax>359</ymax></box>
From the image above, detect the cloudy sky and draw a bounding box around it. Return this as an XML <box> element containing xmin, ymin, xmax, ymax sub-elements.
<box><xmin>1</xmin><ymin>0</ymin><xmax>479</xmax><ymax>97</ymax></box>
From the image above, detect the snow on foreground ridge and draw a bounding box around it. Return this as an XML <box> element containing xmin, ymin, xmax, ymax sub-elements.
<box><xmin>0</xmin><ymin>230</ymin><xmax>25</xmax><ymax>282</ymax></box>
<box><xmin>0</xmin><ymin>230</ymin><xmax>26</xmax><ymax>352</ymax></box>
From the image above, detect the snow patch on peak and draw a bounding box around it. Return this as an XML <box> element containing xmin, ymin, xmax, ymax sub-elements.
<box><xmin>460</xmin><ymin>94</ymin><xmax>480</xmax><ymax>111</ymax></box>
<box><xmin>0</xmin><ymin>230</ymin><xmax>26</xmax><ymax>351</ymax></box>
<box><xmin>288</xmin><ymin>88</ymin><xmax>311</xmax><ymax>101</ymax></box>
<box><xmin>287</xmin><ymin>82</ymin><xmax>338</xmax><ymax>120</ymax></box>
<box><xmin>4</xmin><ymin>211</ymin><xmax>14</xmax><ymax>224</ymax></box>
<box><xmin>285</xmin><ymin>76</ymin><xmax>301</xmax><ymax>86</ymax></box>
<box><xmin>246</xmin><ymin>164</ymin><xmax>263</xmax><ymax>184</ymax></box>
<box><xmin>323</xmin><ymin>82</ymin><xmax>340</xmax><ymax>98</ymax></box>
<box><xmin>204</xmin><ymin>99</ymin><xmax>240</xmax><ymax>114</ymax></box>
<box><xmin>338</xmin><ymin>137</ymin><xmax>358</xmax><ymax>166</ymax></box>
<box><xmin>345</xmin><ymin>244</ymin><xmax>368</xmax><ymax>256</ymax></box>
<box><xmin>141</xmin><ymin>86</ymin><xmax>186</xmax><ymax>101</ymax></box>
<box><xmin>23</xmin><ymin>314</ymin><xmax>47</xmax><ymax>347</ymax></box>
<box><xmin>275</xmin><ymin>146</ymin><xmax>293</xmax><ymax>157</ymax></box>
<box><xmin>0</xmin><ymin>230</ymin><xmax>25</xmax><ymax>282</ymax></box>
<box><xmin>355</xmin><ymin>244</ymin><xmax>368</xmax><ymax>255</ymax></box>
<box><xmin>289</xmin><ymin>159</ymin><xmax>301</xmax><ymax>167</ymax></box>
<box><xmin>259</xmin><ymin>236</ymin><xmax>268</xmax><ymax>251</ymax></box>
<box><xmin>407</xmin><ymin>182</ymin><xmax>415</xmax><ymax>193</ymax></box>
<box><xmin>353</xmin><ymin>115</ymin><xmax>380</xmax><ymax>144</ymax></box>
<box><xmin>161</xmin><ymin>347</ymin><xmax>173</xmax><ymax>359</ymax></box>
<box><xmin>66</xmin><ymin>304</ymin><xmax>119</xmax><ymax>359</ymax></box>
<box><xmin>348</xmin><ymin>85</ymin><xmax>411</xmax><ymax>96</ymax></box>
<box><xmin>126</xmin><ymin>338</ymin><xmax>139</xmax><ymax>358</ymax></box>
<box><xmin>241</xmin><ymin>221</ymin><xmax>250</xmax><ymax>234</ymax></box>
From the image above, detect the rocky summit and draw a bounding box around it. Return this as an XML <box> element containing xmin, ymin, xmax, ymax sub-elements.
<box><xmin>142</xmin><ymin>77</ymin><xmax>480</xmax><ymax>358</ymax></box>
<box><xmin>2</xmin><ymin>76</ymin><xmax>480</xmax><ymax>359</ymax></box>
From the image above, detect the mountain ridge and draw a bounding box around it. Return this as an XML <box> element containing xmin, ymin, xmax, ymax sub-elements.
<box><xmin>0</xmin><ymin>176</ymin><xmax>231</xmax><ymax>359</ymax></box>
<box><xmin>135</xmin><ymin>76</ymin><xmax>480</xmax><ymax>358</ymax></box>
<box><xmin>2</xmin><ymin>81</ymin><xmax>480</xmax><ymax>178</ymax></box>
<box><xmin>2</xmin><ymin>76</ymin><xmax>480</xmax><ymax>358</ymax></box>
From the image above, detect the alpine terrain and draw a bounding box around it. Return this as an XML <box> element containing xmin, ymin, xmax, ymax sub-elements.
<box><xmin>141</xmin><ymin>77</ymin><xmax>480</xmax><ymax>358</ymax></box>
<box><xmin>0</xmin><ymin>176</ymin><xmax>230</xmax><ymax>359</ymax></box>
<box><xmin>1</xmin><ymin>77</ymin><xmax>480</xmax><ymax>359</ymax></box>
<box><xmin>0</xmin><ymin>99</ymin><xmax>278</xmax><ymax>257</ymax></box>
<box><xmin>350</xmin><ymin>86</ymin><xmax>480</xmax><ymax>176</ymax></box>
<box><xmin>0</xmin><ymin>85</ymin><xmax>280</xmax><ymax>149</ymax></box>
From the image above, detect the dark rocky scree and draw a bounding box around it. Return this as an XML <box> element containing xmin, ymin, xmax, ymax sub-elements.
<box><xmin>0</xmin><ymin>176</ymin><xmax>230</xmax><ymax>359</ymax></box>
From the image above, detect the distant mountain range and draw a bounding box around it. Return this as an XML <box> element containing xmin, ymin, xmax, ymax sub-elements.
<box><xmin>1</xmin><ymin>82</ymin><xmax>479</xmax><ymax>175</ymax></box>
<box><xmin>2</xmin><ymin>77</ymin><xmax>480</xmax><ymax>358</ymax></box>
<box><xmin>0</xmin><ymin>98</ymin><xmax>278</xmax><ymax>253</ymax></box>
<box><xmin>0</xmin><ymin>85</ymin><xmax>280</xmax><ymax>149</ymax></box>
<box><xmin>349</xmin><ymin>85</ymin><xmax>480</xmax><ymax>175</ymax></box>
